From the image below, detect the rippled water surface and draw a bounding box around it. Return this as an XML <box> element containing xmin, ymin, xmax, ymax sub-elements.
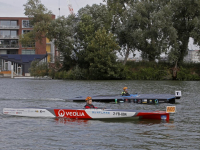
<box><xmin>0</xmin><ymin>78</ymin><xmax>199</xmax><ymax>150</ymax></box>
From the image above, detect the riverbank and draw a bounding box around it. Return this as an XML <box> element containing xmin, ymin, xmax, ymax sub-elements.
<box><xmin>124</xmin><ymin>61</ymin><xmax>200</xmax><ymax>81</ymax></box>
<box><xmin>26</xmin><ymin>61</ymin><xmax>200</xmax><ymax>81</ymax></box>
<box><xmin>49</xmin><ymin>62</ymin><xmax>200</xmax><ymax>81</ymax></box>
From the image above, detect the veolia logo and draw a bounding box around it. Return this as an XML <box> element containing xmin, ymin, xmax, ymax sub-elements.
<box><xmin>58</xmin><ymin>109</ymin><xmax>65</xmax><ymax>117</ymax></box>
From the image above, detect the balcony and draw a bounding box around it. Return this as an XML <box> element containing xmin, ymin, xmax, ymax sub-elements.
<box><xmin>0</xmin><ymin>25</ymin><xmax>19</xmax><ymax>29</ymax></box>
<box><xmin>0</xmin><ymin>44</ymin><xmax>19</xmax><ymax>49</ymax></box>
<box><xmin>0</xmin><ymin>35</ymin><xmax>19</xmax><ymax>39</ymax></box>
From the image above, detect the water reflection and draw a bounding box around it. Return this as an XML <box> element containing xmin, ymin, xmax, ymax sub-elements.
<box><xmin>54</xmin><ymin>118</ymin><xmax>89</xmax><ymax>125</ymax></box>
<box><xmin>96</xmin><ymin>118</ymin><xmax>173</xmax><ymax>125</ymax></box>
<box><xmin>54</xmin><ymin>117</ymin><xmax>173</xmax><ymax>126</ymax></box>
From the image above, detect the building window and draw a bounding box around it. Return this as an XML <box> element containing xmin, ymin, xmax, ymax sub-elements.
<box><xmin>11</xmin><ymin>30</ymin><xmax>17</xmax><ymax>38</ymax></box>
<box><xmin>22</xmin><ymin>49</ymin><xmax>35</xmax><ymax>54</ymax></box>
<box><xmin>22</xmin><ymin>30</ymin><xmax>31</xmax><ymax>34</ymax></box>
<box><xmin>0</xmin><ymin>30</ymin><xmax>10</xmax><ymax>38</ymax></box>
<box><xmin>21</xmin><ymin>30</ymin><xmax>34</xmax><ymax>47</ymax></box>
<box><xmin>10</xmin><ymin>21</ymin><xmax>17</xmax><ymax>26</ymax></box>
<box><xmin>0</xmin><ymin>30</ymin><xmax>18</xmax><ymax>38</ymax></box>
<box><xmin>7</xmin><ymin>50</ymin><xmax>18</xmax><ymax>54</ymax></box>
<box><xmin>0</xmin><ymin>40</ymin><xmax>18</xmax><ymax>48</ymax></box>
<box><xmin>0</xmin><ymin>20</ymin><xmax>10</xmax><ymax>26</ymax></box>
<box><xmin>22</xmin><ymin>20</ymin><xmax>32</xmax><ymax>28</ymax></box>
<box><xmin>0</xmin><ymin>20</ymin><xmax>17</xmax><ymax>26</ymax></box>
<box><xmin>22</xmin><ymin>43</ymin><xmax>35</xmax><ymax>48</ymax></box>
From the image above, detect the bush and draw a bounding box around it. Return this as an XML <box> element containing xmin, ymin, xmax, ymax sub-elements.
<box><xmin>52</xmin><ymin>66</ymin><xmax>87</xmax><ymax>80</ymax></box>
<box><xmin>124</xmin><ymin>61</ymin><xmax>171</xmax><ymax>80</ymax></box>
<box><xmin>177</xmin><ymin>66</ymin><xmax>200</xmax><ymax>80</ymax></box>
<box><xmin>29</xmin><ymin>60</ymin><xmax>49</xmax><ymax>77</ymax></box>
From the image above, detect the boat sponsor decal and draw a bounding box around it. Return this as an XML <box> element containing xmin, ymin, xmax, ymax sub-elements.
<box><xmin>142</xmin><ymin>99</ymin><xmax>147</xmax><ymax>103</ymax></box>
<box><xmin>35</xmin><ymin>110</ymin><xmax>39</xmax><ymax>113</ymax></box>
<box><xmin>138</xmin><ymin>99</ymin><xmax>142</xmax><ymax>103</ymax></box>
<box><xmin>28</xmin><ymin>110</ymin><xmax>35</xmax><ymax>113</ymax></box>
<box><xmin>166</xmin><ymin>106</ymin><xmax>176</xmax><ymax>113</ymax></box>
<box><xmin>54</xmin><ymin>109</ymin><xmax>90</xmax><ymax>118</ymax></box>
<box><xmin>65</xmin><ymin>111</ymin><xmax>85</xmax><ymax>117</ymax></box>
<box><xmin>4</xmin><ymin>111</ymin><xmax>15</xmax><ymax>114</ymax></box>
<box><xmin>40</xmin><ymin>110</ymin><xmax>45</xmax><ymax>113</ymax></box>
<box><xmin>149</xmin><ymin>99</ymin><xmax>152</xmax><ymax>103</ymax></box>
<box><xmin>16</xmin><ymin>109</ymin><xmax>25</xmax><ymax>112</ymax></box>
<box><xmin>113</xmin><ymin>112</ymin><xmax>127</xmax><ymax>116</ymax></box>
<box><xmin>58</xmin><ymin>109</ymin><xmax>65</xmax><ymax>117</ymax></box>
<box><xmin>91</xmin><ymin>111</ymin><xmax>110</xmax><ymax>115</ymax></box>
<box><xmin>4</xmin><ymin>109</ymin><xmax>15</xmax><ymax>111</ymax></box>
<box><xmin>16</xmin><ymin>112</ymin><xmax>22</xmax><ymax>114</ymax></box>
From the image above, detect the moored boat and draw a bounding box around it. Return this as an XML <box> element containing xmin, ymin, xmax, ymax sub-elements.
<box><xmin>3</xmin><ymin>107</ymin><xmax>175</xmax><ymax>121</ymax></box>
<box><xmin>69</xmin><ymin>91</ymin><xmax>181</xmax><ymax>104</ymax></box>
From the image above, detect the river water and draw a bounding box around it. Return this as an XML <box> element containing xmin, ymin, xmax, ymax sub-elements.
<box><xmin>0</xmin><ymin>78</ymin><xmax>199</xmax><ymax>150</ymax></box>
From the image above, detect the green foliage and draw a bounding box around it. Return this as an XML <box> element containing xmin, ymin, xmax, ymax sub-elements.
<box><xmin>74</xmin><ymin>4</ymin><xmax>112</xmax><ymax>69</ymax></box>
<box><xmin>46</xmin><ymin>16</ymin><xmax>75</xmax><ymax>70</ymax></box>
<box><xmin>170</xmin><ymin>0</ymin><xmax>200</xmax><ymax>64</ymax></box>
<box><xmin>176</xmin><ymin>63</ymin><xmax>200</xmax><ymax>80</ymax></box>
<box><xmin>177</xmin><ymin>67</ymin><xmax>200</xmax><ymax>81</ymax></box>
<box><xmin>29</xmin><ymin>60</ymin><xmax>49</xmax><ymax>77</ymax></box>
<box><xmin>23</xmin><ymin>0</ymin><xmax>53</xmax><ymax>43</ymax></box>
<box><xmin>23</xmin><ymin>0</ymin><xmax>52</xmax><ymax>23</ymax></box>
<box><xmin>52</xmin><ymin>66</ymin><xmax>87</xmax><ymax>80</ymax></box>
<box><xmin>130</xmin><ymin>0</ymin><xmax>176</xmax><ymax>61</ymax></box>
<box><xmin>107</xmin><ymin>0</ymin><xmax>137</xmax><ymax>64</ymax></box>
<box><xmin>122</xmin><ymin>61</ymin><xmax>200</xmax><ymax>80</ymax></box>
<box><xmin>19</xmin><ymin>31</ymin><xmax>35</xmax><ymax>48</ymax></box>
<box><xmin>123</xmin><ymin>61</ymin><xmax>171</xmax><ymax>80</ymax></box>
<box><xmin>85</xmin><ymin>28</ymin><xmax>122</xmax><ymax>79</ymax></box>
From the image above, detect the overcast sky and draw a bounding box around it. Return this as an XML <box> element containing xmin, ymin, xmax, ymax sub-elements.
<box><xmin>0</xmin><ymin>0</ymin><xmax>104</xmax><ymax>17</ymax></box>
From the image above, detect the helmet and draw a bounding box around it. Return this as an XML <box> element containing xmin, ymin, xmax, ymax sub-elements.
<box><xmin>85</xmin><ymin>96</ymin><xmax>92</xmax><ymax>101</ymax></box>
<box><xmin>123</xmin><ymin>87</ymin><xmax>128</xmax><ymax>90</ymax></box>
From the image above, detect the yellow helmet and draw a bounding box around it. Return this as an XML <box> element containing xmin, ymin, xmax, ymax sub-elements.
<box><xmin>85</xmin><ymin>96</ymin><xmax>92</xmax><ymax>101</ymax></box>
<box><xmin>123</xmin><ymin>87</ymin><xmax>128</xmax><ymax>90</ymax></box>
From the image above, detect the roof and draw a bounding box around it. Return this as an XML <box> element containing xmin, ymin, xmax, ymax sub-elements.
<box><xmin>0</xmin><ymin>54</ymin><xmax>47</xmax><ymax>64</ymax></box>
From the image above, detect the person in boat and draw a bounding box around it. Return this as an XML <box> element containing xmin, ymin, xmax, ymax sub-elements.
<box><xmin>84</xmin><ymin>96</ymin><xmax>98</xmax><ymax>109</ymax></box>
<box><xmin>121</xmin><ymin>87</ymin><xmax>130</xmax><ymax>96</ymax></box>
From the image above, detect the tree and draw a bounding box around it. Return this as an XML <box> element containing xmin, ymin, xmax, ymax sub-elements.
<box><xmin>170</xmin><ymin>0</ymin><xmax>200</xmax><ymax>64</ymax></box>
<box><xmin>73</xmin><ymin>4</ymin><xmax>112</xmax><ymax>68</ymax></box>
<box><xmin>107</xmin><ymin>0</ymin><xmax>137</xmax><ymax>65</ymax></box>
<box><xmin>128</xmin><ymin>0</ymin><xmax>177</xmax><ymax>62</ymax></box>
<box><xmin>86</xmin><ymin>28</ymin><xmax>121</xmax><ymax>79</ymax></box>
<box><xmin>22</xmin><ymin>0</ymin><xmax>53</xmax><ymax>44</ymax></box>
<box><xmin>29</xmin><ymin>60</ymin><xmax>49</xmax><ymax>77</ymax></box>
<box><xmin>19</xmin><ymin>31</ymin><xmax>35</xmax><ymax>49</ymax></box>
<box><xmin>46</xmin><ymin>16</ymin><xmax>76</xmax><ymax>70</ymax></box>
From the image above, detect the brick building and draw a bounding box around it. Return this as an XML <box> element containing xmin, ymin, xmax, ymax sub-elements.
<box><xmin>0</xmin><ymin>16</ymin><xmax>56</xmax><ymax>76</ymax></box>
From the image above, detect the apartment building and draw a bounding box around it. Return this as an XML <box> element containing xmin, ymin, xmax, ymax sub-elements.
<box><xmin>0</xmin><ymin>16</ymin><xmax>55</xmax><ymax>76</ymax></box>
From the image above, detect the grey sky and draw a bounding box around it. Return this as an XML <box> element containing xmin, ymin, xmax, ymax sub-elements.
<box><xmin>0</xmin><ymin>0</ymin><xmax>104</xmax><ymax>17</ymax></box>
